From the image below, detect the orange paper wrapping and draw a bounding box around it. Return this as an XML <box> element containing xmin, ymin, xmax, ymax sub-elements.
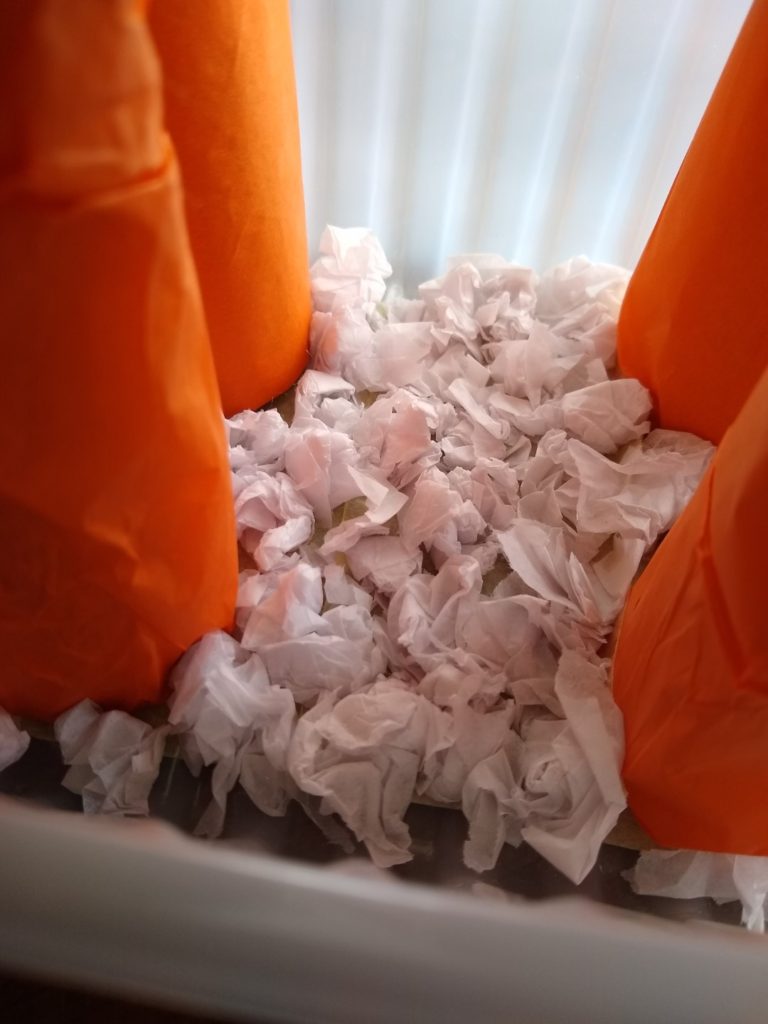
<box><xmin>149</xmin><ymin>0</ymin><xmax>311</xmax><ymax>417</ymax></box>
<box><xmin>613</xmin><ymin>367</ymin><xmax>768</xmax><ymax>853</ymax></box>
<box><xmin>617</xmin><ymin>0</ymin><xmax>768</xmax><ymax>445</ymax></box>
<box><xmin>613</xmin><ymin>0</ymin><xmax>768</xmax><ymax>854</ymax></box>
<box><xmin>0</xmin><ymin>0</ymin><xmax>238</xmax><ymax>721</ymax></box>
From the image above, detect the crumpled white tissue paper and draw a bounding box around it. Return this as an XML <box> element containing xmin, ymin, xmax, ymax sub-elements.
<box><xmin>54</xmin><ymin>700</ymin><xmax>167</xmax><ymax>816</ymax></box>
<box><xmin>0</xmin><ymin>710</ymin><xmax>29</xmax><ymax>772</ymax></box>
<box><xmin>288</xmin><ymin>677</ymin><xmax>453</xmax><ymax>868</ymax></box>
<box><xmin>225</xmin><ymin>225</ymin><xmax>716</xmax><ymax>892</ymax></box>
<box><xmin>4</xmin><ymin>225</ymin><xmax>749</xmax><ymax>925</ymax></box>
<box><xmin>461</xmin><ymin>652</ymin><xmax>625</xmax><ymax>883</ymax></box>
<box><xmin>310</xmin><ymin>226</ymin><xmax>392</xmax><ymax>314</ymax></box>
<box><xmin>627</xmin><ymin>850</ymin><xmax>768</xmax><ymax>933</ymax></box>
<box><xmin>168</xmin><ymin>631</ymin><xmax>296</xmax><ymax>836</ymax></box>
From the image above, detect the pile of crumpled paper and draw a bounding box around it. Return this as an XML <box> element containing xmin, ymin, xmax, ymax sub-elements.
<box><xmin>3</xmin><ymin>226</ymin><xmax>766</xmax><ymax>930</ymax></box>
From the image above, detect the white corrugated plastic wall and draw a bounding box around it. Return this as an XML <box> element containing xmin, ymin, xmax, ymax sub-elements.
<box><xmin>290</xmin><ymin>0</ymin><xmax>750</xmax><ymax>288</ymax></box>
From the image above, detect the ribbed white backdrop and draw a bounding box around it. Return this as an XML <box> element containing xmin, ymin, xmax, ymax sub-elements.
<box><xmin>290</xmin><ymin>0</ymin><xmax>750</xmax><ymax>288</ymax></box>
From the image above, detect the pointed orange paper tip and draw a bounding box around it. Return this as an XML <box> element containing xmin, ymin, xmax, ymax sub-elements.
<box><xmin>617</xmin><ymin>0</ymin><xmax>768</xmax><ymax>444</ymax></box>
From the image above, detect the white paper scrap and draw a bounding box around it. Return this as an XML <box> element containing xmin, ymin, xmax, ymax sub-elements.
<box><xmin>36</xmin><ymin>226</ymin><xmax>723</xmax><ymax>910</ymax></box>
<box><xmin>168</xmin><ymin>631</ymin><xmax>296</xmax><ymax>836</ymax></box>
<box><xmin>288</xmin><ymin>679</ymin><xmax>453</xmax><ymax>867</ymax></box>
<box><xmin>0</xmin><ymin>709</ymin><xmax>30</xmax><ymax>772</ymax></box>
<box><xmin>54</xmin><ymin>700</ymin><xmax>167</xmax><ymax>817</ymax></box>
<box><xmin>628</xmin><ymin>849</ymin><xmax>768</xmax><ymax>934</ymax></box>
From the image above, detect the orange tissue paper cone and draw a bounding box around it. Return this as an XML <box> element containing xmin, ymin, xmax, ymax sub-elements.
<box><xmin>617</xmin><ymin>0</ymin><xmax>768</xmax><ymax>444</ymax></box>
<box><xmin>0</xmin><ymin>0</ymin><xmax>238</xmax><ymax>721</ymax></box>
<box><xmin>148</xmin><ymin>0</ymin><xmax>311</xmax><ymax>417</ymax></box>
<box><xmin>613</xmin><ymin>365</ymin><xmax>768</xmax><ymax>854</ymax></box>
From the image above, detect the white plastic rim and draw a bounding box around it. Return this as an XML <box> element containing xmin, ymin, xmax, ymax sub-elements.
<box><xmin>0</xmin><ymin>798</ymin><xmax>767</xmax><ymax>1024</ymax></box>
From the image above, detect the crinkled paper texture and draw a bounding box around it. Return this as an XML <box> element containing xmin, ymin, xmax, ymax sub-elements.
<box><xmin>54</xmin><ymin>700</ymin><xmax>167</xmax><ymax>816</ymax></box>
<box><xmin>627</xmin><ymin>850</ymin><xmax>768</xmax><ymax>933</ymax></box>
<box><xmin>3</xmin><ymin>227</ymin><xmax>744</xmax><ymax>918</ymax></box>
<box><xmin>0</xmin><ymin>710</ymin><xmax>30</xmax><ymax>772</ymax></box>
<box><xmin>168</xmin><ymin>631</ymin><xmax>296</xmax><ymax>836</ymax></box>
